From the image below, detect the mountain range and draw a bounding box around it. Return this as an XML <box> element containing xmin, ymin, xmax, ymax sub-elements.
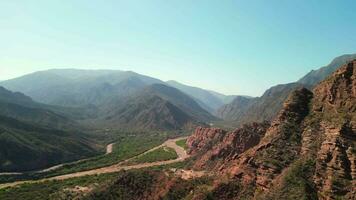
<box><xmin>183</xmin><ymin>59</ymin><xmax>356</xmax><ymax>199</ymax></box>
<box><xmin>0</xmin><ymin>53</ymin><xmax>355</xmax><ymax>173</ymax></box>
<box><xmin>0</xmin><ymin>87</ymin><xmax>99</xmax><ymax>172</ymax></box>
<box><xmin>61</xmin><ymin>58</ymin><xmax>356</xmax><ymax>200</ymax></box>
<box><xmin>217</xmin><ymin>53</ymin><xmax>356</xmax><ymax>126</ymax></box>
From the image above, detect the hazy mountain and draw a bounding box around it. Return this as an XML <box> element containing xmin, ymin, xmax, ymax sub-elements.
<box><xmin>0</xmin><ymin>69</ymin><xmax>164</xmax><ymax>107</ymax></box>
<box><xmin>101</xmin><ymin>84</ymin><xmax>217</xmax><ymax>130</ymax></box>
<box><xmin>298</xmin><ymin>53</ymin><xmax>356</xmax><ymax>86</ymax></box>
<box><xmin>0</xmin><ymin>86</ymin><xmax>77</xmax><ymax>130</ymax></box>
<box><xmin>0</xmin><ymin>70</ymin><xmax>224</xmax><ymax>130</ymax></box>
<box><xmin>216</xmin><ymin>95</ymin><xmax>255</xmax><ymax>120</ymax></box>
<box><xmin>217</xmin><ymin>54</ymin><xmax>356</xmax><ymax>125</ymax></box>
<box><xmin>0</xmin><ymin>69</ymin><xmax>228</xmax><ymax>122</ymax></box>
<box><xmin>166</xmin><ymin>80</ymin><xmax>236</xmax><ymax>112</ymax></box>
<box><xmin>217</xmin><ymin>83</ymin><xmax>304</xmax><ymax>123</ymax></box>
<box><xmin>0</xmin><ymin>87</ymin><xmax>99</xmax><ymax>172</ymax></box>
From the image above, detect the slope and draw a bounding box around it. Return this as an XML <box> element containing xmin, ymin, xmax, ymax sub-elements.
<box><xmin>101</xmin><ymin>84</ymin><xmax>217</xmax><ymax>130</ymax></box>
<box><xmin>217</xmin><ymin>53</ymin><xmax>356</xmax><ymax>126</ymax></box>
<box><xmin>0</xmin><ymin>86</ymin><xmax>77</xmax><ymax>130</ymax></box>
<box><xmin>0</xmin><ymin>115</ymin><xmax>98</xmax><ymax>172</ymax></box>
<box><xmin>166</xmin><ymin>80</ymin><xmax>236</xmax><ymax>112</ymax></box>
<box><xmin>186</xmin><ymin>59</ymin><xmax>356</xmax><ymax>199</ymax></box>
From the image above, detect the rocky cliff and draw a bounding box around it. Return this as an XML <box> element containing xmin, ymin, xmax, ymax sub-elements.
<box><xmin>186</xmin><ymin>60</ymin><xmax>356</xmax><ymax>200</ymax></box>
<box><xmin>187</xmin><ymin>122</ymin><xmax>270</xmax><ymax>171</ymax></box>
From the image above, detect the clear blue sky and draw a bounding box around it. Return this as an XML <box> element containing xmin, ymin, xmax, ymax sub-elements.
<box><xmin>1</xmin><ymin>0</ymin><xmax>355</xmax><ymax>96</ymax></box>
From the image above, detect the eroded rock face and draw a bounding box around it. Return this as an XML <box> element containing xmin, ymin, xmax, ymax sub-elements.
<box><xmin>186</xmin><ymin>60</ymin><xmax>356</xmax><ymax>200</ymax></box>
<box><xmin>311</xmin><ymin>60</ymin><xmax>356</xmax><ymax>199</ymax></box>
<box><xmin>186</xmin><ymin>127</ymin><xmax>227</xmax><ymax>156</ymax></box>
<box><xmin>187</xmin><ymin>122</ymin><xmax>270</xmax><ymax>170</ymax></box>
<box><xmin>225</xmin><ymin>88</ymin><xmax>313</xmax><ymax>189</ymax></box>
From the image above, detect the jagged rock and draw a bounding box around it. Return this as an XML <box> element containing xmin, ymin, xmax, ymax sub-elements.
<box><xmin>186</xmin><ymin>60</ymin><xmax>356</xmax><ymax>200</ymax></box>
<box><xmin>187</xmin><ymin>122</ymin><xmax>270</xmax><ymax>170</ymax></box>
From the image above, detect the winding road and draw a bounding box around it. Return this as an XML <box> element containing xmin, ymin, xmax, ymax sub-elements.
<box><xmin>0</xmin><ymin>137</ymin><xmax>189</xmax><ymax>190</ymax></box>
<box><xmin>0</xmin><ymin>142</ymin><xmax>116</xmax><ymax>176</ymax></box>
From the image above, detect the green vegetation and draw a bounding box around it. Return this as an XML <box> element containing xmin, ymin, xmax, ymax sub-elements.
<box><xmin>175</xmin><ymin>138</ymin><xmax>188</xmax><ymax>150</ymax></box>
<box><xmin>45</xmin><ymin>133</ymin><xmax>166</xmax><ymax>175</ymax></box>
<box><xmin>0</xmin><ymin>115</ymin><xmax>99</xmax><ymax>172</ymax></box>
<box><xmin>0</xmin><ymin>159</ymin><xmax>190</xmax><ymax>200</ymax></box>
<box><xmin>85</xmin><ymin>169</ymin><xmax>213</xmax><ymax>200</ymax></box>
<box><xmin>84</xmin><ymin>170</ymin><xmax>157</xmax><ymax>200</ymax></box>
<box><xmin>262</xmin><ymin>159</ymin><xmax>317</xmax><ymax>200</ymax></box>
<box><xmin>0</xmin><ymin>173</ymin><xmax>119</xmax><ymax>200</ymax></box>
<box><xmin>127</xmin><ymin>146</ymin><xmax>178</xmax><ymax>165</ymax></box>
<box><xmin>0</xmin><ymin>131</ymin><xmax>172</xmax><ymax>184</ymax></box>
<box><xmin>163</xmin><ymin>176</ymin><xmax>213</xmax><ymax>200</ymax></box>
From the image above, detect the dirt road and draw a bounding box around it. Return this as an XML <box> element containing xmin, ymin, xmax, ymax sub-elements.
<box><xmin>0</xmin><ymin>137</ymin><xmax>189</xmax><ymax>190</ymax></box>
<box><xmin>0</xmin><ymin>142</ymin><xmax>116</xmax><ymax>176</ymax></box>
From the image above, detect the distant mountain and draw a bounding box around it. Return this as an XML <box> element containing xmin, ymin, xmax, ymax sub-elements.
<box><xmin>0</xmin><ymin>87</ymin><xmax>99</xmax><ymax>172</ymax></box>
<box><xmin>166</xmin><ymin>80</ymin><xmax>236</xmax><ymax>113</ymax></box>
<box><xmin>298</xmin><ymin>53</ymin><xmax>356</xmax><ymax>86</ymax></box>
<box><xmin>217</xmin><ymin>83</ymin><xmax>304</xmax><ymax>123</ymax></box>
<box><xmin>0</xmin><ymin>86</ymin><xmax>77</xmax><ymax>130</ymax></box>
<box><xmin>216</xmin><ymin>95</ymin><xmax>254</xmax><ymax>120</ymax></box>
<box><xmin>0</xmin><ymin>69</ymin><xmax>227</xmax><ymax>130</ymax></box>
<box><xmin>0</xmin><ymin>69</ymin><xmax>164</xmax><ymax>107</ymax></box>
<box><xmin>217</xmin><ymin>54</ymin><xmax>356</xmax><ymax>125</ymax></box>
<box><xmin>101</xmin><ymin>84</ymin><xmax>217</xmax><ymax>130</ymax></box>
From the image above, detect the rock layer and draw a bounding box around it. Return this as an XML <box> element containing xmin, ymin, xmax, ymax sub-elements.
<box><xmin>186</xmin><ymin>60</ymin><xmax>356</xmax><ymax>200</ymax></box>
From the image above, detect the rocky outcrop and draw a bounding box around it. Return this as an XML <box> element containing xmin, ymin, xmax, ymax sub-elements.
<box><xmin>185</xmin><ymin>60</ymin><xmax>356</xmax><ymax>200</ymax></box>
<box><xmin>187</xmin><ymin>127</ymin><xmax>227</xmax><ymax>155</ymax></box>
<box><xmin>225</xmin><ymin>88</ymin><xmax>313</xmax><ymax>189</ymax></box>
<box><xmin>311</xmin><ymin>60</ymin><xmax>356</xmax><ymax>199</ymax></box>
<box><xmin>187</xmin><ymin>122</ymin><xmax>270</xmax><ymax>170</ymax></box>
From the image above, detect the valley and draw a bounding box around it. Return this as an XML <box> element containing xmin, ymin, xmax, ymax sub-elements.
<box><xmin>0</xmin><ymin>55</ymin><xmax>355</xmax><ymax>200</ymax></box>
<box><xmin>0</xmin><ymin>137</ymin><xmax>189</xmax><ymax>190</ymax></box>
<box><xmin>2</xmin><ymin>2</ymin><xmax>355</xmax><ymax>199</ymax></box>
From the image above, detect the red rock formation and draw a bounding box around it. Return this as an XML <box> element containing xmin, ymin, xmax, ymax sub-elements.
<box><xmin>186</xmin><ymin>60</ymin><xmax>356</xmax><ymax>200</ymax></box>
<box><xmin>311</xmin><ymin>60</ymin><xmax>356</xmax><ymax>199</ymax></box>
<box><xmin>187</xmin><ymin>122</ymin><xmax>270</xmax><ymax>170</ymax></box>
<box><xmin>186</xmin><ymin>127</ymin><xmax>227</xmax><ymax>155</ymax></box>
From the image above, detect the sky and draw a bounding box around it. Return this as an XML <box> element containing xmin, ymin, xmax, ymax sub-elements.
<box><xmin>0</xmin><ymin>0</ymin><xmax>355</xmax><ymax>96</ymax></box>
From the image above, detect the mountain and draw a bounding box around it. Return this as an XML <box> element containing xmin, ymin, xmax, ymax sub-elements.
<box><xmin>0</xmin><ymin>87</ymin><xmax>100</xmax><ymax>172</ymax></box>
<box><xmin>0</xmin><ymin>86</ymin><xmax>77</xmax><ymax>130</ymax></box>
<box><xmin>0</xmin><ymin>69</ymin><xmax>226</xmax><ymax>126</ymax></box>
<box><xmin>216</xmin><ymin>95</ymin><xmax>255</xmax><ymax>121</ymax></box>
<box><xmin>185</xmin><ymin>60</ymin><xmax>356</xmax><ymax>199</ymax></box>
<box><xmin>217</xmin><ymin>54</ymin><xmax>356</xmax><ymax>126</ymax></box>
<box><xmin>101</xmin><ymin>84</ymin><xmax>217</xmax><ymax>130</ymax></box>
<box><xmin>217</xmin><ymin>83</ymin><xmax>304</xmax><ymax>123</ymax></box>
<box><xmin>298</xmin><ymin>53</ymin><xmax>356</xmax><ymax>86</ymax></box>
<box><xmin>83</xmin><ymin>59</ymin><xmax>356</xmax><ymax>200</ymax></box>
<box><xmin>166</xmin><ymin>80</ymin><xmax>236</xmax><ymax>113</ymax></box>
<box><xmin>0</xmin><ymin>115</ymin><xmax>98</xmax><ymax>172</ymax></box>
<box><xmin>0</xmin><ymin>69</ymin><xmax>164</xmax><ymax>107</ymax></box>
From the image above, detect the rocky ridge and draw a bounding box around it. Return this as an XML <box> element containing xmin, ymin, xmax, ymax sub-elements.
<box><xmin>186</xmin><ymin>60</ymin><xmax>356</xmax><ymax>199</ymax></box>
